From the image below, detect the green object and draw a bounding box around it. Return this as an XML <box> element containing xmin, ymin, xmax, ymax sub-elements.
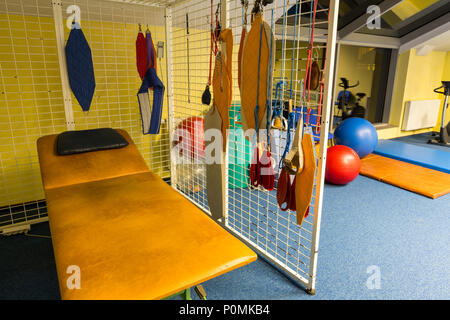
<box><xmin>164</xmin><ymin>287</ymin><xmax>192</xmax><ymax>300</ymax></box>
<box><xmin>228</xmin><ymin>103</ymin><xmax>252</xmax><ymax>189</ymax></box>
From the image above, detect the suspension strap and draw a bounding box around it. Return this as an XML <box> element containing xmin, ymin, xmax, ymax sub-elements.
<box><xmin>266</xmin><ymin>9</ymin><xmax>274</xmax><ymax>150</ymax></box>
<box><xmin>279</xmin><ymin>0</ymin><xmax>299</xmax><ymax>170</ymax></box>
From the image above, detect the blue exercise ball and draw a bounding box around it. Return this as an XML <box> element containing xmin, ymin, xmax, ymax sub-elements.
<box><xmin>334</xmin><ymin>118</ymin><xmax>378</xmax><ymax>158</ymax></box>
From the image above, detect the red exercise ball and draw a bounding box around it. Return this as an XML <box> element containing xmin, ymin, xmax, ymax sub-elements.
<box><xmin>325</xmin><ymin>145</ymin><xmax>361</xmax><ymax>185</ymax></box>
<box><xmin>173</xmin><ymin>116</ymin><xmax>205</xmax><ymax>159</ymax></box>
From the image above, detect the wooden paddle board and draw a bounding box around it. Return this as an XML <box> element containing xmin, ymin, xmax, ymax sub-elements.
<box><xmin>295</xmin><ymin>131</ymin><xmax>316</xmax><ymax>226</ymax></box>
<box><xmin>212</xmin><ymin>29</ymin><xmax>233</xmax><ymax>152</ymax></box>
<box><xmin>240</xmin><ymin>13</ymin><xmax>275</xmax><ymax>137</ymax></box>
<box><xmin>221</xmin><ymin>29</ymin><xmax>233</xmax><ymax>85</ymax></box>
<box><xmin>309</xmin><ymin>61</ymin><xmax>320</xmax><ymax>91</ymax></box>
<box><xmin>205</xmin><ymin>104</ymin><xmax>224</xmax><ymax>221</ymax></box>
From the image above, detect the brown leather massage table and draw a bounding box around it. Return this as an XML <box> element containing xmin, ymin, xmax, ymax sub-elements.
<box><xmin>36</xmin><ymin>129</ymin><xmax>257</xmax><ymax>300</ymax></box>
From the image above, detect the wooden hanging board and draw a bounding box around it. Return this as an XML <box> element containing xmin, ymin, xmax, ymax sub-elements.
<box><xmin>205</xmin><ymin>104</ymin><xmax>225</xmax><ymax>221</ymax></box>
<box><xmin>295</xmin><ymin>130</ymin><xmax>316</xmax><ymax>226</ymax></box>
<box><xmin>239</xmin><ymin>13</ymin><xmax>275</xmax><ymax>136</ymax></box>
<box><xmin>212</xmin><ymin>29</ymin><xmax>233</xmax><ymax>152</ymax></box>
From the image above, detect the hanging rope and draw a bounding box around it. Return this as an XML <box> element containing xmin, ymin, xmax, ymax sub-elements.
<box><xmin>279</xmin><ymin>0</ymin><xmax>299</xmax><ymax>170</ymax></box>
<box><xmin>288</xmin><ymin>2</ymin><xmax>299</xmax><ymax>101</ymax></box>
<box><xmin>305</xmin><ymin>0</ymin><xmax>321</xmax><ymax>131</ymax></box>
<box><xmin>259</xmin><ymin>8</ymin><xmax>276</xmax><ymax>192</ymax></box>
<box><xmin>273</xmin><ymin>81</ymin><xmax>286</xmax><ymax>121</ymax></box>
<box><xmin>304</xmin><ymin>0</ymin><xmax>318</xmax><ymax>101</ymax></box>
<box><xmin>266</xmin><ymin>8</ymin><xmax>274</xmax><ymax>151</ymax></box>
<box><xmin>254</xmin><ymin>22</ymin><xmax>264</xmax><ymax>135</ymax></box>
<box><xmin>271</xmin><ymin>0</ymin><xmax>287</xmax><ymax>127</ymax></box>
<box><xmin>238</xmin><ymin>0</ymin><xmax>248</xmax><ymax>91</ymax></box>
<box><xmin>202</xmin><ymin>0</ymin><xmax>220</xmax><ymax>105</ymax></box>
<box><xmin>208</xmin><ymin>0</ymin><xmax>215</xmax><ymax>86</ymax></box>
<box><xmin>250</xmin><ymin>18</ymin><xmax>265</xmax><ymax>188</ymax></box>
<box><xmin>314</xmin><ymin>8</ymin><xmax>331</xmax><ymax>135</ymax></box>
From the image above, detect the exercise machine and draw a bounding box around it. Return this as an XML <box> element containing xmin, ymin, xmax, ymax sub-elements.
<box><xmin>428</xmin><ymin>81</ymin><xmax>450</xmax><ymax>147</ymax></box>
<box><xmin>336</xmin><ymin>78</ymin><xmax>366</xmax><ymax>121</ymax></box>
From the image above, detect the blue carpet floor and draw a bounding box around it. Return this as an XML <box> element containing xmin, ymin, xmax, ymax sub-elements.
<box><xmin>0</xmin><ymin>175</ymin><xmax>449</xmax><ymax>300</ymax></box>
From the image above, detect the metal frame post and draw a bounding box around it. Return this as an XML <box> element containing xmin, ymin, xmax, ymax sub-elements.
<box><xmin>52</xmin><ymin>0</ymin><xmax>75</xmax><ymax>131</ymax></box>
<box><xmin>165</xmin><ymin>6</ymin><xmax>177</xmax><ymax>188</ymax></box>
<box><xmin>220</xmin><ymin>0</ymin><xmax>230</xmax><ymax>226</ymax></box>
<box><xmin>307</xmin><ymin>0</ymin><xmax>340</xmax><ymax>295</ymax></box>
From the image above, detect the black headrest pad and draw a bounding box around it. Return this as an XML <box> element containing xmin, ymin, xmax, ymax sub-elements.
<box><xmin>56</xmin><ymin>128</ymin><xmax>129</xmax><ymax>156</ymax></box>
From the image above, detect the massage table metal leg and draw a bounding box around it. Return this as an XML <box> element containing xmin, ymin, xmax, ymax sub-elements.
<box><xmin>164</xmin><ymin>285</ymin><xmax>207</xmax><ymax>300</ymax></box>
<box><xmin>164</xmin><ymin>288</ymin><xmax>192</xmax><ymax>300</ymax></box>
<box><xmin>184</xmin><ymin>288</ymin><xmax>192</xmax><ymax>300</ymax></box>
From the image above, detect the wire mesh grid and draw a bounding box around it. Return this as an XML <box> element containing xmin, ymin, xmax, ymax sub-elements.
<box><xmin>105</xmin><ymin>0</ymin><xmax>180</xmax><ymax>8</ymax></box>
<box><xmin>226</xmin><ymin>0</ymin><xmax>330</xmax><ymax>287</ymax></box>
<box><xmin>169</xmin><ymin>0</ymin><xmax>215</xmax><ymax>211</ymax></box>
<box><xmin>61</xmin><ymin>0</ymin><xmax>171</xmax><ymax>178</ymax></box>
<box><xmin>169</xmin><ymin>0</ymin><xmax>335</xmax><ymax>291</ymax></box>
<box><xmin>0</xmin><ymin>0</ymin><xmax>172</xmax><ymax>231</ymax></box>
<box><xmin>0</xmin><ymin>0</ymin><xmax>64</xmax><ymax>229</ymax></box>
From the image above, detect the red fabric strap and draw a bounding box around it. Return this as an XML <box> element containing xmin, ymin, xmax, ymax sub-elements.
<box><xmin>136</xmin><ymin>32</ymin><xmax>148</xmax><ymax>80</ymax></box>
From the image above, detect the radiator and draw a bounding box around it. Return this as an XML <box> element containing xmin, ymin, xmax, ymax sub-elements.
<box><xmin>402</xmin><ymin>100</ymin><xmax>441</xmax><ymax>131</ymax></box>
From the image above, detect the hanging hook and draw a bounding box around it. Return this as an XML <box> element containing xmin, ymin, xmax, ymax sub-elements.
<box><xmin>313</xmin><ymin>47</ymin><xmax>319</xmax><ymax>60</ymax></box>
<box><xmin>251</xmin><ymin>0</ymin><xmax>265</xmax><ymax>22</ymax></box>
<box><xmin>138</xmin><ymin>23</ymin><xmax>142</xmax><ymax>32</ymax></box>
<box><xmin>241</xmin><ymin>0</ymin><xmax>249</xmax><ymax>26</ymax></box>
<box><xmin>146</xmin><ymin>24</ymin><xmax>150</xmax><ymax>32</ymax></box>
<box><xmin>215</xmin><ymin>3</ymin><xmax>222</xmax><ymax>39</ymax></box>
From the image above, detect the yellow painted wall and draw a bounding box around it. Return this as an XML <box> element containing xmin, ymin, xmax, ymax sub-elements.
<box><xmin>0</xmin><ymin>13</ymin><xmax>66</xmax><ymax>208</ymax></box>
<box><xmin>379</xmin><ymin>48</ymin><xmax>448</xmax><ymax>139</ymax></box>
<box><xmin>0</xmin><ymin>13</ymin><xmax>170</xmax><ymax>208</ymax></box>
<box><xmin>171</xmin><ymin>26</ymin><xmax>212</xmax><ymax>119</ymax></box>
<box><xmin>387</xmin><ymin>50</ymin><xmax>410</xmax><ymax>129</ymax></box>
<box><xmin>331</xmin><ymin>42</ymin><xmax>448</xmax><ymax>140</ymax></box>
<box><xmin>334</xmin><ymin>45</ymin><xmax>376</xmax><ymax>118</ymax></box>
<box><xmin>434</xmin><ymin>51</ymin><xmax>450</xmax><ymax>132</ymax></box>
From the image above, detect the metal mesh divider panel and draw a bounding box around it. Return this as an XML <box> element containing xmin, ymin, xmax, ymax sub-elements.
<box><xmin>0</xmin><ymin>0</ymin><xmax>62</xmax><ymax>230</ymax></box>
<box><xmin>169</xmin><ymin>0</ymin><xmax>338</xmax><ymax>293</ymax></box>
<box><xmin>0</xmin><ymin>0</ymin><xmax>172</xmax><ymax>231</ymax></box>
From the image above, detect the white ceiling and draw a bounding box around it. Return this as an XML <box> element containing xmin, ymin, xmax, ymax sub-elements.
<box><xmin>416</xmin><ymin>29</ymin><xmax>450</xmax><ymax>52</ymax></box>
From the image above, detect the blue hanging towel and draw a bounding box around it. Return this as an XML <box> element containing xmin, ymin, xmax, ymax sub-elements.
<box><xmin>137</xmin><ymin>67</ymin><xmax>165</xmax><ymax>135</ymax></box>
<box><xmin>65</xmin><ymin>22</ymin><xmax>96</xmax><ymax>112</ymax></box>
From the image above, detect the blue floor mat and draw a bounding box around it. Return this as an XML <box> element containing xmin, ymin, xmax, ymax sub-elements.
<box><xmin>374</xmin><ymin>140</ymin><xmax>450</xmax><ymax>174</ymax></box>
